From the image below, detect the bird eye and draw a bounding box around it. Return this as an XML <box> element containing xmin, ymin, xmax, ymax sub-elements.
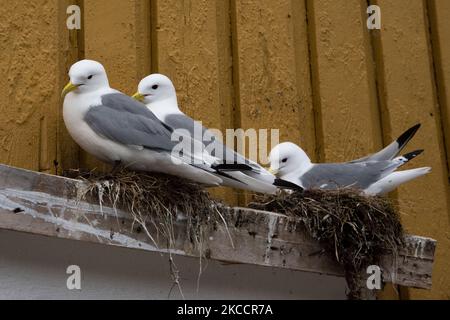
<box><xmin>87</xmin><ymin>75</ymin><xmax>93</xmax><ymax>80</ymax></box>
<box><xmin>281</xmin><ymin>158</ymin><xmax>288</xmax><ymax>163</ymax></box>
<box><xmin>152</xmin><ymin>85</ymin><xmax>159</xmax><ymax>90</ymax></box>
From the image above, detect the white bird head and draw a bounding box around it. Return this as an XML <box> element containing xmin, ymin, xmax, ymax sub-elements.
<box><xmin>62</xmin><ymin>60</ymin><xmax>109</xmax><ymax>98</ymax></box>
<box><xmin>268</xmin><ymin>142</ymin><xmax>311</xmax><ymax>177</ymax></box>
<box><xmin>132</xmin><ymin>74</ymin><xmax>177</xmax><ymax>105</ymax></box>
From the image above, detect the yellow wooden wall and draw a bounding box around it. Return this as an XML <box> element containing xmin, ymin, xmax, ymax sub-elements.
<box><xmin>0</xmin><ymin>0</ymin><xmax>449</xmax><ymax>299</ymax></box>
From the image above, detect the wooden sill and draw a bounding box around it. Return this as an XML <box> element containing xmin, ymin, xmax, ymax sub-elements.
<box><xmin>0</xmin><ymin>164</ymin><xmax>435</xmax><ymax>294</ymax></box>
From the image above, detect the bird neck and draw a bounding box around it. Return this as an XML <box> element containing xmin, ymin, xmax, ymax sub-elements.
<box><xmin>281</xmin><ymin>160</ymin><xmax>312</xmax><ymax>181</ymax></box>
<box><xmin>298</xmin><ymin>160</ymin><xmax>313</xmax><ymax>174</ymax></box>
<box><xmin>147</xmin><ymin>96</ymin><xmax>182</xmax><ymax>120</ymax></box>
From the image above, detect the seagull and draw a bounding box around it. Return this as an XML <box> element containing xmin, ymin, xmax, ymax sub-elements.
<box><xmin>268</xmin><ymin>142</ymin><xmax>431</xmax><ymax>195</ymax></box>
<box><xmin>61</xmin><ymin>59</ymin><xmax>240</xmax><ymax>186</ymax></box>
<box><xmin>131</xmin><ymin>73</ymin><xmax>282</xmax><ymax>194</ymax></box>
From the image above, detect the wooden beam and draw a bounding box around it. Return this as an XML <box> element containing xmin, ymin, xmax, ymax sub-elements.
<box><xmin>0</xmin><ymin>164</ymin><xmax>435</xmax><ymax>291</ymax></box>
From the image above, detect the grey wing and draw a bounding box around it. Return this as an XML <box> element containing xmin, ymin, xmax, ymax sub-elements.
<box><xmin>164</xmin><ymin>113</ymin><xmax>259</xmax><ymax>168</ymax></box>
<box><xmin>102</xmin><ymin>93</ymin><xmax>161</xmax><ymax>118</ymax></box>
<box><xmin>101</xmin><ymin>93</ymin><xmax>175</xmax><ymax>132</ymax></box>
<box><xmin>300</xmin><ymin>161</ymin><xmax>401</xmax><ymax>190</ymax></box>
<box><xmin>85</xmin><ymin>102</ymin><xmax>177</xmax><ymax>152</ymax></box>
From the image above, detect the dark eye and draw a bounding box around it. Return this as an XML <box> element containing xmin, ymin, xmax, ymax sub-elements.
<box><xmin>152</xmin><ymin>85</ymin><xmax>159</xmax><ymax>90</ymax></box>
<box><xmin>281</xmin><ymin>158</ymin><xmax>288</xmax><ymax>163</ymax></box>
<box><xmin>87</xmin><ymin>75</ymin><xmax>93</xmax><ymax>80</ymax></box>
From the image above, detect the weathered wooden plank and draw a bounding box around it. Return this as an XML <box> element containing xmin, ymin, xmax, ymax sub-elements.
<box><xmin>380</xmin><ymin>235</ymin><xmax>435</xmax><ymax>290</ymax></box>
<box><xmin>372</xmin><ymin>0</ymin><xmax>450</xmax><ymax>299</ymax></box>
<box><xmin>151</xmin><ymin>0</ymin><xmax>238</xmax><ymax>204</ymax></box>
<box><xmin>81</xmin><ymin>0</ymin><xmax>151</xmax><ymax>171</ymax></box>
<box><xmin>306</xmin><ymin>0</ymin><xmax>382</xmax><ymax>162</ymax></box>
<box><xmin>0</xmin><ymin>1</ymin><xmax>66</xmax><ymax>172</ymax></box>
<box><xmin>57</xmin><ymin>0</ymin><xmax>82</xmax><ymax>174</ymax></box>
<box><xmin>232</xmin><ymin>0</ymin><xmax>316</xmax><ymax>160</ymax></box>
<box><xmin>0</xmin><ymin>164</ymin><xmax>436</xmax><ymax>290</ymax></box>
<box><xmin>152</xmin><ymin>0</ymin><xmax>227</xmax><ymax>130</ymax></box>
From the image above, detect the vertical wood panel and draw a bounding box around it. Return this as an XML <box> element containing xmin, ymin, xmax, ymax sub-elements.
<box><xmin>307</xmin><ymin>0</ymin><xmax>382</xmax><ymax>162</ymax></box>
<box><xmin>81</xmin><ymin>0</ymin><xmax>151</xmax><ymax>171</ymax></box>
<box><xmin>232</xmin><ymin>0</ymin><xmax>315</xmax><ymax>161</ymax></box>
<box><xmin>57</xmin><ymin>0</ymin><xmax>83</xmax><ymax>173</ymax></box>
<box><xmin>373</xmin><ymin>0</ymin><xmax>450</xmax><ymax>299</ymax></box>
<box><xmin>0</xmin><ymin>1</ymin><xmax>67</xmax><ymax>173</ymax></box>
<box><xmin>429</xmin><ymin>0</ymin><xmax>450</xmax><ymax>179</ymax></box>
<box><xmin>152</xmin><ymin>0</ymin><xmax>225</xmax><ymax>129</ymax></box>
<box><xmin>291</xmin><ymin>0</ymin><xmax>316</xmax><ymax>160</ymax></box>
<box><xmin>152</xmin><ymin>0</ymin><xmax>237</xmax><ymax>203</ymax></box>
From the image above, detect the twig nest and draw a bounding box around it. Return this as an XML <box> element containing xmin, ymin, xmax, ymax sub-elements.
<box><xmin>250</xmin><ymin>189</ymin><xmax>405</xmax><ymax>299</ymax></box>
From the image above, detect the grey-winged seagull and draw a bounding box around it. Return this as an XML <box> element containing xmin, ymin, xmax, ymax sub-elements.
<box><xmin>62</xmin><ymin>60</ymin><xmax>233</xmax><ymax>186</ymax></box>
<box><xmin>132</xmin><ymin>73</ymin><xmax>281</xmax><ymax>194</ymax></box>
<box><xmin>268</xmin><ymin>141</ymin><xmax>430</xmax><ymax>195</ymax></box>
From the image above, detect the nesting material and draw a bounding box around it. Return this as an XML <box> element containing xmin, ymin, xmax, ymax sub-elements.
<box><xmin>69</xmin><ymin>168</ymin><xmax>405</xmax><ymax>299</ymax></box>
<box><xmin>68</xmin><ymin>168</ymin><xmax>224</xmax><ymax>250</ymax></box>
<box><xmin>249</xmin><ymin>189</ymin><xmax>405</xmax><ymax>298</ymax></box>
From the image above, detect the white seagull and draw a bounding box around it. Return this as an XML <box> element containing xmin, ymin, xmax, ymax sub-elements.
<box><xmin>132</xmin><ymin>73</ymin><xmax>280</xmax><ymax>194</ymax></box>
<box><xmin>268</xmin><ymin>141</ymin><xmax>431</xmax><ymax>196</ymax></box>
<box><xmin>61</xmin><ymin>59</ymin><xmax>236</xmax><ymax>186</ymax></box>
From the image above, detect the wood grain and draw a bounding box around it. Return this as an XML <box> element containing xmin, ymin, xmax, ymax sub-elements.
<box><xmin>232</xmin><ymin>0</ymin><xmax>316</xmax><ymax>160</ymax></box>
<box><xmin>307</xmin><ymin>0</ymin><xmax>382</xmax><ymax>162</ymax></box>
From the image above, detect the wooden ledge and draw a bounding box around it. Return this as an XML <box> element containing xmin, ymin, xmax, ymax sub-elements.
<box><xmin>0</xmin><ymin>164</ymin><xmax>436</xmax><ymax>291</ymax></box>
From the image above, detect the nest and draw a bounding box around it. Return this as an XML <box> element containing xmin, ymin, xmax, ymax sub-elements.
<box><xmin>249</xmin><ymin>189</ymin><xmax>405</xmax><ymax>299</ymax></box>
<box><xmin>68</xmin><ymin>168</ymin><xmax>227</xmax><ymax>245</ymax></box>
<box><xmin>66</xmin><ymin>168</ymin><xmax>226</xmax><ymax>299</ymax></box>
<box><xmin>67</xmin><ymin>168</ymin><xmax>405</xmax><ymax>299</ymax></box>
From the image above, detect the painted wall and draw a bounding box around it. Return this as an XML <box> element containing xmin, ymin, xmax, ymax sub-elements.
<box><xmin>0</xmin><ymin>0</ymin><xmax>449</xmax><ymax>299</ymax></box>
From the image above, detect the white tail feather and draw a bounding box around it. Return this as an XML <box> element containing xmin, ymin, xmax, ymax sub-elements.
<box><xmin>364</xmin><ymin>167</ymin><xmax>431</xmax><ymax>195</ymax></box>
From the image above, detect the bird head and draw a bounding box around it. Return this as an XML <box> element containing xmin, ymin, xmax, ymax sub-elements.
<box><xmin>132</xmin><ymin>74</ymin><xmax>177</xmax><ymax>105</ymax></box>
<box><xmin>268</xmin><ymin>142</ymin><xmax>311</xmax><ymax>176</ymax></box>
<box><xmin>62</xmin><ymin>60</ymin><xmax>109</xmax><ymax>98</ymax></box>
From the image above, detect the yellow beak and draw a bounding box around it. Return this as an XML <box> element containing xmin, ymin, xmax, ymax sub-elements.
<box><xmin>268</xmin><ymin>167</ymin><xmax>279</xmax><ymax>175</ymax></box>
<box><xmin>131</xmin><ymin>92</ymin><xmax>145</xmax><ymax>102</ymax></box>
<box><xmin>61</xmin><ymin>81</ymin><xmax>79</xmax><ymax>98</ymax></box>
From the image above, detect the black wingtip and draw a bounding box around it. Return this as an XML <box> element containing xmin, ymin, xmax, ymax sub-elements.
<box><xmin>212</xmin><ymin>163</ymin><xmax>253</xmax><ymax>171</ymax></box>
<box><xmin>402</xmin><ymin>149</ymin><xmax>424</xmax><ymax>161</ymax></box>
<box><xmin>216</xmin><ymin>171</ymin><xmax>248</xmax><ymax>184</ymax></box>
<box><xmin>396</xmin><ymin>123</ymin><xmax>421</xmax><ymax>148</ymax></box>
<box><xmin>273</xmin><ymin>178</ymin><xmax>304</xmax><ymax>191</ymax></box>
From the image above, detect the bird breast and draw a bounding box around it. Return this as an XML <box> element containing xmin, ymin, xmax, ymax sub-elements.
<box><xmin>62</xmin><ymin>93</ymin><xmax>116</xmax><ymax>163</ymax></box>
